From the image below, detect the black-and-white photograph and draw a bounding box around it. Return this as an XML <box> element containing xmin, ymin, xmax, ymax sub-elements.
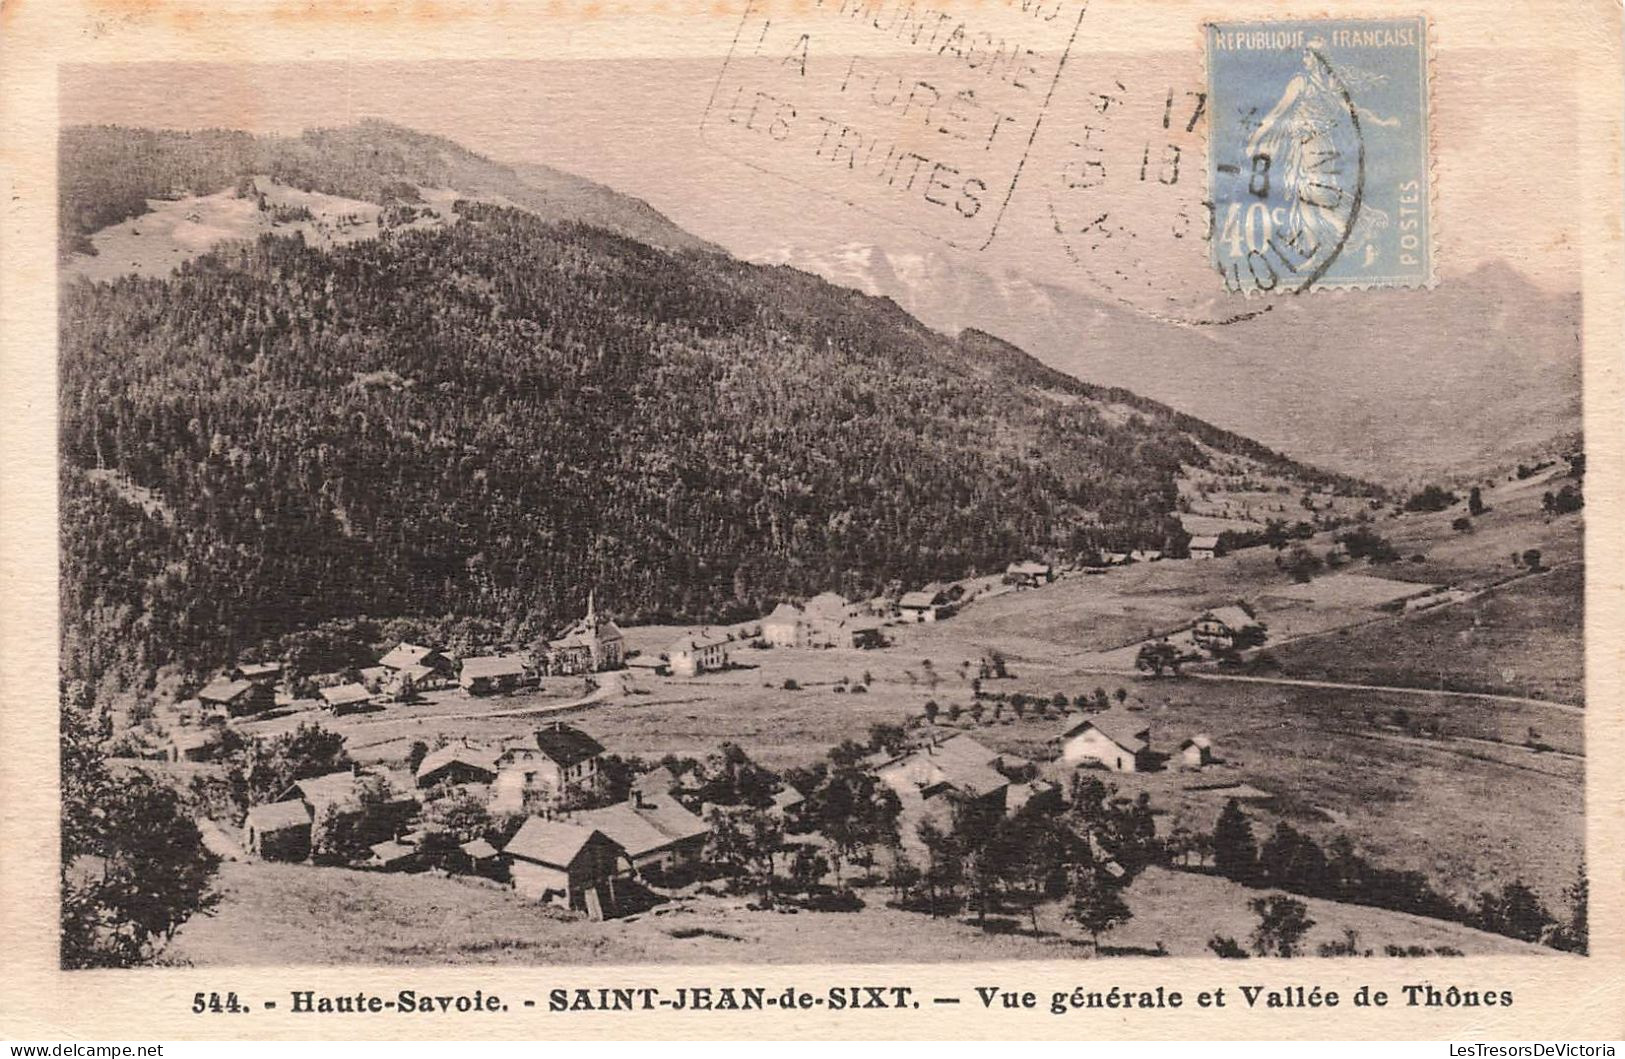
<box><xmin>53</xmin><ymin>43</ymin><xmax>1586</xmax><ymax>973</ymax></box>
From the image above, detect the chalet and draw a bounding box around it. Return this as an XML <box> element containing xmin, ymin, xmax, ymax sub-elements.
<box><xmin>876</xmin><ymin>734</ymin><xmax>1011</xmax><ymax>812</ymax></box>
<box><xmin>368</xmin><ymin>839</ymin><xmax>419</xmax><ymax>871</ymax></box>
<box><xmin>168</xmin><ymin>727</ymin><xmax>224</xmax><ymax>763</ymax></box>
<box><xmin>760</xmin><ymin>603</ymin><xmax>808</xmax><ymax>647</ymax></box>
<box><xmin>319</xmin><ymin>682</ymin><xmax>375</xmax><ymax>715</ymax></box>
<box><xmin>242</xmin><ymin>801</ymin><xmax>314</xmax><ymax>861</ymax></box>
<box><xmin>1188</xmin><ymin>535</ymin><xmax>1223</xmax><ymax>560</ymax></box>
<box><xmin>1192</xmin><ymin>604</ymin><xmax>1263</xmax><ymax>653</ymax></box>
<box><xmin>667</xmin><ymin>630</ymin><xmax>731</xmax><ymax>677</ymax></box>
<box><xmin>489</xmin><ymin>723</ymin><xmax>605</xmax><ymax>812</ymax></box>
<box><xmin>1005</xmin><ymin>560</ymin><xmax>1054</xmax><ymax>588</ymax></box>
<box><xmin>803</xmin><ymin>592</ymin><xmax>860</xmax><ymax>646</ymax></box>
<box><xmin>416</xmin><ymin>742</ymin><xmax>499</xmax><ymax>788</ymax></box>
<box><xmin>503</xmin><ymin>818</ymin><xmax>629</xmax><ymax>917</ymax></box>
<box><xmin>1103</xmin><ymin>551</ymin><xmax>1132</xmax><ymax>566</ymax></box>
<box><xmin>1130</xmin><ymin>549</ymin><xmax>1163</xmax><ymax>564</ymax></box>
<box><xmin>379</xmin><ymin>642</ymin><xmax>450</xmax><ymax>678</ymax></box>
<box><xmin>568</xmin><ymin>793</ymin><xmax>711</xmax><ymax>878</ymax></box>
<box><xmin>1180</xmin><ymin>735</ymin><xmax>1214</xmax><ymax>769</ymax></box>
<box><xmin>197</xmin><ymin>677</ymin><xmax>275</xmax><ymax>718</ymax></box>
<box><xmin>459</xmin><ymin>837</ymin><xmax>503</xmax><ymax>878</ymax></box>
<box><xmin>229</xmin><ymin>661</ymin><xmax>284</xmax><ymax>685</ymax></box>
<box><xmin>1057</xmin><ymin>712</ymin><xmax>1153</xmax><ymax>773</ymax></box>
<box><xmin>276</xmin><ymin>766</ymin><xmax>419</xmax><ymax>850</ymax></box>
<box><xmin>632</xmin><ymin>765</ymin><xmax>681</xmax><ymax>800</ymax></box>
<box><xmin>898</xmin><ymin>586</ymin><xmax>954</xmax><ymax>622</ymax></box>
<box><xmin>458</xmin><ymin>654</ymin><xmax>534</xmax><ymax>696</ymax></box>
<box><xmin>547</xmin><ymin>592</ymin><xmax>624</xmax><ymax>674</ymax></box>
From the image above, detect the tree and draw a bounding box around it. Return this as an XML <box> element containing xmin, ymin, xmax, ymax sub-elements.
<box><xmin>1451</xmin><ymin>516</ymin><xmax>1473</xmax><ymax>533</ymax></box>
<box><xmin>405</xmin><ymin>740</ymin><xmax>430</xmax><ymax>773</ymax></box>
<box><xmin>1283</xmin><ymin>544</ymin><xmax>1323</xmax><ymax>582</ymax></box>
<box><xmin>1208</xmin><ymin>934</ymin><xmax>1249</xmax><ymax>958</ymax></box>
<box><xmin>1551</xmin><ymin>862</ymin><xmax>1588</xmax><ymax>954</ymax></box>
<box><xmin>917</xmin><ymin>820</ymin><xmax>965</xmax><ymax>917</ymax></box>
<box><xmin>1474</xmin><ymin>881</ymin><xmax>1554</xmax><ymax>943</ymax></box>
<box><xmin>923</xmin><ymin>700</ymin><xmax>939</xmax><ymax>724</ymax></box>
<box><xmin>1066</xmin><ymin>860</ymin><xmax>1131</xmax><ymax>951</ymax></box>
<box><xmin>1213</xmin><ymin>800</ymin><xmax>1258</xmax><ymax>883</ymax></box>
<box><xmin>789</xmin><ymin>844</ymin><xmax>830</xmax><ymax>893</ymax></box>
<box><xmin>1468</xmin><ymin>486</ymin><xmax>1485</xmax><ymax>516</ymax></box>
<box><xmin>1249</xmin><ymin>895</ymin><xmax>1315</xmax><ymax>957</ymax></box>
<box><xmin>423</xmin><ymin>788</ymin><xmax>493</xmax><ymax>843</ymax></box>
<box><xmin>1522</xmin><ymin>549</ymin><xmax>1543</xmax><ymax>571</ymax></box>
<box><xmin>1135</xmin><ymin>640</ymin><xmax>1181</xmax><ymax>677</ymax></box>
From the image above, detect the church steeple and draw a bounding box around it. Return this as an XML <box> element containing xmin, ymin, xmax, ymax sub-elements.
<box><xmin>586</xmin><ymin>589</ymin><xmax>597</xmax><ymax>626</ymax></box>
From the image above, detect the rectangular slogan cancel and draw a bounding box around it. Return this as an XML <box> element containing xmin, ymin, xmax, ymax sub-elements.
<box><xmin>702</xmin><ymin>0</ymin><xmax>1088</xmax><ymax>250</ymax></box>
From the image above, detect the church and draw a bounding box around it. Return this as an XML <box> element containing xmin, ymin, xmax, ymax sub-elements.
<box><xmin>546</xmin><ymin>592</ymin><xmax>625</xmax><ymax>675</ymax></box>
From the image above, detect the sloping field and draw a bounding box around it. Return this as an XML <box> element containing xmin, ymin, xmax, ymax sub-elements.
<box><xmin>1267</xmin><ymin>564</ymin><xmax>1584</xmax><ymax>705</ymax></box>
<box><xmin>160</xmin><ymin>859</ymin><xmax>1546</xmax><ymax>967</ymax></box>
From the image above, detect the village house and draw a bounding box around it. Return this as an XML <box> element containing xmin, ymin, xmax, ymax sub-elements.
<box><xmin>760</xmin><ymin>602</ymin><xmax>808</xmax><ymax>647</ymax></box>
<box><xmin>1005</xmin><ymin>560</ymin><xmax>1054</xmax><ymax>588</ymax></box>
<box><xmin>1192</xmin><ymin>604</ymin><xmax>1264</xmax><ymax>654</ymax></box>
<box><xmin>503</xmin><ymin>818</ymin><xmax>629</xmax><ymax>919</ymax></box>
<box><xmin>566</xmin><ymin>791</ymin><xmax>711</xmax><ymax>879</ymax></box>
<box><xmin>167</xmin><ymin>726</ymin><xmax>224</xmax><ymax>763</ymax></box>
<box><xmin>276</xmin><ymin>766</ymin><xmax>419</xmax><ymax>851</ymax></box>
<box><xmin>242</xmin><ymin>801</ymin><xmax>314</xmax><ymax>861</ymax></box>
<box><xmin>1180</xmin><ymin>735</ymin><xmax>1214</xmax><ymax>769</ymax></box>
<box><xmin>378</xmin><ymin>641</ymin><xmax>451</xmax><ymax>679</ymax></box>
<box><xmin>489</xmin><ymin>723</ymin><xmax>605</xmax><ymax>812</ymax></box>
<box><xmin>458</xmin><ymin>654</ymin><xmax>534</xmax><ymax>696</ymax></box>
<box><xmin>1058</xmin><ymin>711</ymin><xmax>1154</xmax><ymax>773</ymax></box>
<box><xmin>1188</xmin><ymin>535</ymin><xmax>1223</xmax><ymax>560</ymax></box>
<box><xmin>666</xmin><ymin>630</ymin><xmax>731</xmax><ymax>677</ymax></box>
<box><xmin>898</xmin><ymin>585</ymin><xmax>954</xmax><ymax>623</ymax></box>
<box><xmin>1130</xmin><ymin>549</ymin><xmax>1163</xmax><ymax>564</ymax></box>
<box><xmin>884</xmin><ymin>730</ymin><xmax>1007</xmax><ymax>821</ymax></box>
<box><xmin>547</xmin><ymin>592</ymin><xmax>624</xmax><ymax>674</ymax></box>
<box><xmin>802</xmin><ymin>591</ymin><xmax>860</xmax><ymax>647</ymax></box>
<box><xmin>197</xmin><ymin>677</ymin><xmax>275</xmax><ymax>717</ymax></box>
<box><xmin>768</xmin><ymin>785</ymin><xmax>808</xmax><ymax>825</ymax></box>
<box><xmin>415</xmin><ymin>742</ymin><xmax>499</xmax><ymax>788</ymax></box>
<box><xmin>319</xmin><ymin>681</ymin><xmax>375</xmax><ymax>715</ymax></box>
<box><xmin>368</xmin><ymin>839</ymin><xmax>419</xmax><ymax>872</ymax></box>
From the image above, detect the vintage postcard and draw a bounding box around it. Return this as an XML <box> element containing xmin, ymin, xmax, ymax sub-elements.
<box><xmin>0</xmin><ymin>0</ymin><xmax>1621</xmax><ymax>1043</ymax></box>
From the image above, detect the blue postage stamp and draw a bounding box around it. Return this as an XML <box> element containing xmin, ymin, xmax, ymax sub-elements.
<box><xmin>1206</xmin><ymin>17</ymin><xmax>1430</xmax><ymax>292</ymax></box>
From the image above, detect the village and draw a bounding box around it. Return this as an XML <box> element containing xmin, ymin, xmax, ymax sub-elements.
<box><xmin>120</xmin><ymin>455</ymin><xmax>1587</xmax><ymax>963</ymax></box>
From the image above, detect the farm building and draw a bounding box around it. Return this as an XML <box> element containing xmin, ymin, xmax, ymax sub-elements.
<box><xmin>547</xmin><ymin>592</ymin><xmax>625</xmax><ymax>674</ymax></box>
<box><xmin>197</xmin><ymin>677</ymin><xmax>275</xmax><ymax>717</ymax></box>
<box><xmin>276</xmin><ymin>767</ymin><xmax>419</xmax><ymax>850</ymax></box>
<box><xmin>567</xmin><ymin>793</ymin><xmax>711</xmax><ymax>878</ymax></box>
<box><xmin>899</xmin><ymin>586</ymin><xmax>954</xmax><ymax>622</ymax></box>
<box><xmin>1130</xmin><ymin>549</ymin><xmax>1163</xmax><ymax>563</ymax></box>
<box><xmin>1058</xmin><ymin>712</ymin><xmax>1153</xmax><ymax>773</ymax></box>
<box><xmin>490</xmin><ymin>723</ymin><xmax>605</xmax><ymax>812</ymax></box>
<box><xmin>242</xmin><ymin>801</ymin><xmax>314</xmax><ymax>861</ymax></box>
<box><xmin>1188</xmin><ymin>535</ymin><xmax>1223</xmax><ymax>560</ymax></box>
<box><xmin>168</xmin><ymin>727</ymin><xmax>224</xmax><ymax>763</ymax></box>
<box><xmin>848</xmin><ymin>624</ymin><xmax>885</xmax><ymax>649</ymax></box>
<box><xmin>1192</xmin><ymin>604</ymin><xmax>1264</xmax><ymax>653</ymax></box>
<box><xmin>458</xmin><ymin>654</ymin><xmax>534</xmax><ymax>696</ymax></box>
<box><xmin>877</xmin><ymin>735</ymin><xmax>1012</xmax><ymax>812</ymax></box>
<box><xmin>378</xmin><ymin>642</ymin><xmax>451</xmax><ymax>678</ymax></box>
<box><xmin>667</xmin><ymin>630</ymin><xmax>731</xmax><ymax>677</ymax></box>
<box><xmin>1005</xmin><ymin>560</ymin><xmax>1053</xmax><ymax>588</ymax></box>
<box><xmin>228</xmin><ymin>661</ymin><xmax>284</xmax><ymax>685</ymax></box>
<box><xmin>459</xmin><ymin>838</ymin><xmax>503</xmax><ymax>878</ymax></box>
<box><xmin>319</xmin><ymin>682</ymin><xmax>375</xmax><ymax>714</ymax></box>
<box><xmin>503</xmin><ymin>818</ymin><xmax>629</xmax><ymax>918</ymax></box>
<box><xmin>1180</xmin><ymin>735</ymin><xmax>1214</xmax><ymax>769</ymax></box>
<box><xmin>415</xmin><ymin>742</ymin><xmax>499</xmax><ymax>788</ymax></box>
<box><xmin>760</xmin><ymin>603</ymin><xmax>808</xmax><ymax>647</ymax></box>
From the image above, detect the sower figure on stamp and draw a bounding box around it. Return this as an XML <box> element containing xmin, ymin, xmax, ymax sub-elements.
<box><xmin>1243</xmin><ymin>41</ymin><xmax>1357</xmax><ymax>272</ymax></box>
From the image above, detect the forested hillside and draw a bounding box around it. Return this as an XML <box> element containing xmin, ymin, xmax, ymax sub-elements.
<box><xmin>60</xmin><ymin>125</ymin><xmax>1351</xmax><ymax>691</ymax></box>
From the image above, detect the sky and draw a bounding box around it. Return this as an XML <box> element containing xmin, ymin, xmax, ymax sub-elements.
<box><xmin>58</xmin><ymin>34</ymin><xmax>1581</xmax><ymax>297</ymax></box>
